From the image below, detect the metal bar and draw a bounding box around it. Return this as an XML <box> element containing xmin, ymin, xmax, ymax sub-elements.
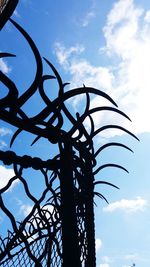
<box><xmin>0</xmin><ymin>150</ymin><xmax>59</xmax><ymax>170</ymax></box>
<box><xmin>82</xmin><ymin>148</ymin><xmax>96</xmax><ymax>267</ymax></box>
<box><xmin>59</xmin><ymin>138</ymin><xmax>81</xmax><ymax>267</ymax></box>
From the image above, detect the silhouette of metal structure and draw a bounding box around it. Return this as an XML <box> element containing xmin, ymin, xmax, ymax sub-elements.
<box><xmin>0</xmin><ymin>4</ymin><xmax>138</xmax><ymax>267</ymax></box>
<box><xmin>0</xmin><ymin>0</ymin><xmax>18</xmax><ymax>30</ymax></box>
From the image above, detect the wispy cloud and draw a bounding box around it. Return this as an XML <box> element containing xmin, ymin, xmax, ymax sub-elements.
<box><xmin>19</xmin><ymin>202</ymin><xmax>33</xmax><ymax>217</ymax></box>
<box><xmin>101</xmin><ymin>256</ymin><xmax>112</xmax><ymax>264</ymax></box>
<box><xmin>0</xmin><ymin>128</ymin><xmax>12</xmax><ymax>150</ymax></box>
<box><xmin>0</xmin><ymin>165</ymin><xmax>19</xmax><ymax>191</ymax></box>
<box><xmin>103</xmin><ymin>197</ymin><xmax>147</xmax><ymax>213</ymax></box>
<box><xmin>99</xmin><ymin>0</ymin><xmax>150</xmax><ymax>135</ymax></box>
<box><xmin>54</xmin><ymin>0</ymin><xmax>150</xmax><ymax>138</ymax></box>
<box><xmin>54</xmin><ymin>42</ymin><xmax>85</xmax><ymax>70</ymax></box>
<box><xmin>0</xmin><ymin>127</ymin><xmax>12</xmax><ymax>136</ymax></box>
<box><xmin>0</xmin><ymin>140</ymin><xmax>7</xmax><ymax>149</ymax></box>
<box><xmin>54</xmin><ymin>42</ymin><xmax>114</xmax><ymax>114</ymax></box>
<box><xmin>54</xmin><ymin>42</ymin><xmax>113</xmax><ymax>90</ymax></box>
<box><xmin>81</xmin><ymin>10</ymin><xmax>95</xmax><ymax>27</ymax></box>
<box><xmin>96</xmin><ymin>238</ymin><xmax>102</xmax><ymax>252</ymax></box>
<box><xmin>0</xmin><ymin>58</ymin><xmax>11</xmax><ymax>74</ymax></box>
<box><xmin>99</xmin><ymin>254</ymin><xmax>113</xmax><ymax>267</ymax></box>
<box><xmin>98</xmin><ymin>264</ymin><xmax>110</xmax><ymax>267</ymax></box>
<box><xmin>124</xmin><ymin>253</ymin><xmax>138</xmax><ymax>261</ymax></box>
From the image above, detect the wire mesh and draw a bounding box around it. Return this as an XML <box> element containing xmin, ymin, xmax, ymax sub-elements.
<box><xmin>0</xmin><ymin>234</ymin><xmax>62</xmax><ymax>267</ymax></box>
<box><xmin>0</xmin><ymin>204</ymin><xmax>90</xmax><ymax>267</ymax></box>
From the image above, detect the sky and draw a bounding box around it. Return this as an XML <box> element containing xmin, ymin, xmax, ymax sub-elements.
<box><xmin>0</xmin><ymin>0</ymin><xmax>150</xmax><ymax>266</ymax></box>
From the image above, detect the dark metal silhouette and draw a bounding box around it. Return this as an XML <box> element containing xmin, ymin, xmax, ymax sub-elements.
<box><xmin>0</xmin><ymin>15</ymin><xmax>138</xmax><ymax>267</ymax></box>
<box><xmin>0</xmin><ymin>0</ymin><xmax>18</xmax><ymax>30</ymax></box>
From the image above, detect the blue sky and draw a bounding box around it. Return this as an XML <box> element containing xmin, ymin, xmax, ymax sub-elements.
<box><xmin>0</xmin><ymin>0</ymin><xmax>150</xmax><ymax>266</ymax></box>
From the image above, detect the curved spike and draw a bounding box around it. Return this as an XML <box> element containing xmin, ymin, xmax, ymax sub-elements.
<box><xmin>81</xmin><ymin>106</ymin><xmax>131</xmax><ymax>125</ymax></box>
<box><xmin>43</xmin><ymin>57</ymin><xmax>64</xmax><ymax>96</ymax></box>
<box><xmin>0</xmin><ymin>71</ymin><xmax>18</xmax><ymax>108</ymax></box>
<box><xmin>10</xmin><ymin>128</ymin><xmax>22</xmax><ymax>147</ymax></box>
<box><xmin>63</xmin><ymin>82</ymin><xmax>70</xmax><ymax>87</ymax></box>
<box><xmin>39</xmin><ymin>74</ymin><xmax>56</xmax><ymax>106</ymax></box>
<box><xmin>94</xmin><ymin>192</ymin><xmax>109</xmax><ymax>204</ymax></box>
<box><xmin>87</xmin><ymin>106</ymin><xmax>131</xmax><ymax>121</ymax></box>
<box><xmin>69</xmin><ymin>106</ymin><xmax>132</xmax><ymax>137</ymax></box>
<box><xmin>31</xmin><ymin>136</ymin><xmax>41</xmax><ymax>146</ymax></box>
<box><xmin>89</xmin><ymin>114</ymin><xmax>95</xmax><ymax>135</ymax></box>
<box><xmin>93</xmin><ymin>163</ymin><xmax>129</xmax><ymax>175</ymax></box>
<box><xmin>0</xmin><ymin>53</ymin><xmax>16</xmax><ymax>58</ymax></box>
<box><xmin>85</xmin><ymin>92</ymin><xmax>90</xmax><ymax>115</ymax></box>
<box><xmin>9</xmin><ymin>19</ymin><xmax>43</xmax><ymax>108</ymax></box>
<box><xmin>38</xmin><ymin>72</ymin><xmax>64</xmax><ymax>130</ymax></box>
<box><xmin>95</xmin><ymin>142</ymin><xmax>133</xmax><ymax>158</ymax></box>
<box><xmin>44</xmin><ymin>57</ymin><xmax>78</xmax><ymax>128</ymax></box>
<box><xmin>92</xmin><ymin>124</ymin><xmax>139</xmax><ymax>141</ymax></box>
<box><xmin>31</xmin><ymin>86</ymin><xmax>118</xmax><ymax>123</ymax></box>
<box><xmin>63</xmin><ymin>86</ymin><xmax>117</xmax><ymax>107</ymax></box>
<box><xmin>43</xmin><ymin>57</ymin><xmax>67</xmax><ymax>132</ymax></box>
<box><xmin>94</xmin><ymin>181</ymin><xmax>120</xmax><ymax>190</ymax></box>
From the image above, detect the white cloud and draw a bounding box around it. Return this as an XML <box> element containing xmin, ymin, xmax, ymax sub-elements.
<box><xmin>0</xmin><ymin>140</ymin><xmax>7</xmax><ymax>149</ymax></box>
<box><xmin>20</xmin><ymin>203</ymin><xmax>33</xmax><ymax>217</ymax></box>
<box><xmin>103</xmin><ymin>197</ymin><xmax>147</xmax><ymax>213</ymax></box>
<box><xmin>0</xmin><ymin>165</ymin><xmax>19</xmax><ymax>191</ymax></box>
<box><xmin>96</xmin><ymin>238</ymin><xmax>102</xmax><ymax>252</ymax></box>
<box><xmin>81</xmin><ymin>11</ymin><xmax>95</xmax><ymax>27</ymax></box>
<box><xmin>100</xmin><ymin>0</ymin><xmax>150</xmax><ymax>135</ymax></box>
<box><xmin>54</xmin><ymin>42</ymin><xmax>113</xmax><ymax>91</ymax></box>
<box><xmin>125</xmin><ymin>253</ymin><xmax>138</xmax><ymax>261</ymax></box>
<box><xmin>98</xmin><ymin>255</ymin><xmax>112</xmax><ymax>267</ymax></box>
<box><xmin>144</xmin><ymin>10</ymin><xmax>150</xmax><ymax>23</ymax></box>
<box><xmin>0</xmin><ymin>127</ymin><xmax>12</xmax><ymax>136</ymax></box>
<box><xmin>0</xmin><ymin>128</ymin><xmax>12</xmax><ymax>149</ymax></box>
<box><xmin>70</xmin><ymin>60</ymin><xmax>114</xmax><ymax>90</ymax></box>
<box><xmin>98</xmin><ymin>264</ymin><xmax>110</xmax><ymax>267</ymax></box>
<box><xmin>54</xmin><ymin>42</ymin><xmax>84</xmax><ymax>69</ymax></box>
<box><xmin>54</xmin><ymin>0</ymin><xmax>150</xmax><ymax>137</ymax></box>
<box><xmin>0</xmin><ymin>58</ymin><xmax>11</xmax><ymax>74</ymax></box>
<box><xmin>101</xmin><ymin>256</ymin><xmax>111</xmax><ymax>263</ymax></box>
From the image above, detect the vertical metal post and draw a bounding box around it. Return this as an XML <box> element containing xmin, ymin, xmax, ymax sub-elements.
<box><xmin>84</xmin><ymin>149</ymin><xmax>96</xmax><ymax>267</ymax></box>
<box><xmin>59</xmin><ymin>137</ymin><xmax>81</xmax><ymax>267</ymax></box>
